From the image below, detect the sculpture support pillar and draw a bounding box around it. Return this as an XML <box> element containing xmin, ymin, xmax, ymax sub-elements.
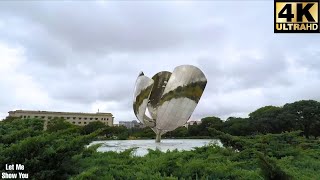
<box><xmin>155</xmin><ymin>132</ymin><xmax>161</xmax><ymax>143</ymax></box>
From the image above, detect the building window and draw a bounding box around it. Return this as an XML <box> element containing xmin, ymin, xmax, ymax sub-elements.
<box><xmin>84</xmin><ymin>118</ymin><xmax>87</xmax><ymax>120</ymax></box>
<box><xmin>90</xmin><ymin>118</ymin><xmax>93</xmax><ymax>120</ymax></box>
<box><xmin>67</xmin><ymin>117</ymin><xmax>70</xmax><ymax>119</ymax></box>
<box><xmin>79</xmin><ymin>117</ymin><xmax>82</xmax><ymax>120</ymax></box>
<box><xmin>72</xmin><ymin>122</ymin><xmax>75</xmax><ymax>124</ymax></box>
<box><xmin>107</xmin><ymin>118</ymin><xmax>109</xmax><ymax>120</ymax></box>
<box><xmin>48</xmin><ymin>116</ymin><xmax>52</xmax><ymax>119</ymax></box>
<box><xmin>28</xmin><ymin>116</ymin><xmax>30</xmax><ymax>118</ymax></box>
<box><xmin>41</xmin><ymin>116</ymin><xmax>45</xmax><ymax>119</ymax></box>
<box><xmin>95</xmin><ymin>118</ymin><xmax>98</xmax><ymax>120</ymax></box>
<box><xmin>84</xmin><ymin>122</ymin><xmax>87</xmax><ymax>124</ymax></box>
<box><xmin>35</xmin><ymin>116</ymin><xmax>38</xmax><ymax>118</ymax></box>
<box><xmin>73</xmin><ymin>117</ymin><xmax>76</xmax><ymax>119</ymax></box>
<box><xmin>24</xmin><ymin>116</ymin><xmax>26</xmax><ymax>118</ymax></box>
<box><xmin>78</xmin><ymin>122</ymin><xmax>81</xmax><ymax>124</ymax></box>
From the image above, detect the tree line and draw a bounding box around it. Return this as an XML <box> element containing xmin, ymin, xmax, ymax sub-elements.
<box><xmin>1</xmin><ymin>101</ymin><xmax>320</xmax><ymax>179</ymax></box>
<box><xmin>196</xmin><ymin>100</ymin><xmax>320</xmax><ymax>139</ymax></box>
<box><xmin>79</xmin><ymin>99</ymin><xmax>320</xmax><ymax>140</ymax></box>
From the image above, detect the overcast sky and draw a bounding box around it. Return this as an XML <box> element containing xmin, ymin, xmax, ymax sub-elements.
<box><xmin>0</xmin><ymin>1</ymin><xmax>320</xmax><ymax>122</ymax></box>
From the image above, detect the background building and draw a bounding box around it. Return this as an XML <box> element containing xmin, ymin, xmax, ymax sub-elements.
<box><xmin>8</xmin><ymin>110</ymin><xmax>114</xmax><ymax>128</ymax></box>
<box><xmin>118</xmin><ymin>120</ymin><xmax>145</xmax><ymax>129</ymax></box>
<box><xmin>184</xmin><ymin>120</ymin><xmax>202</xmax><ymax>128</ymax></box>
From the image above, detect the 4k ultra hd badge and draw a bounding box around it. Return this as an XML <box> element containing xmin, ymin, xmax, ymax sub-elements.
<box><xmin>275</xmin><ymin>0</ymin><xmax>319</xmax><ymax>33</ymax></box>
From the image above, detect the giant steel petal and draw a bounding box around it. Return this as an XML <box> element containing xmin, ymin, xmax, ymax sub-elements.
<box><xmin>133</xmin><ymin>72</ymin><xmax>155</xmax><ymax>127</ymax></box>
<box><xmin>155</xmin><ymin>65</ymin><xmax>207</xmax><ymax>131</ymax></box>
<box><xmin>147</xmin><ymin>71</ymin><xmax>172</xmax><ymax>120</ymax></box>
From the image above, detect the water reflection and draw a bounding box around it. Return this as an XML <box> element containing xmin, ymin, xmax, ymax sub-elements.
<box><xmin>88</xmin><ymin>139</ymin><xmax>222</xmax><ymax>156</ymax></box>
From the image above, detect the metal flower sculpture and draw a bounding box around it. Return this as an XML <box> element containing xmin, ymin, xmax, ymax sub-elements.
<box><xmin>133</xmin><ymin>65</ymin><xmax>207</xmax><ymax>142</ymax></box>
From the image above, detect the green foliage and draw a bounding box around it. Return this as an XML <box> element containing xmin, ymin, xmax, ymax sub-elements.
<box><xmin>93</xmin><ymin>99</ymin><xmax>320</xmax><ymax>140</ymax></box>
<box><xmin>1</xmin><ymin>99</ymin><xmax>320</xmax><ymax>179</ymax></box>
<box><xmin>47</xmin><ymin>117</ymin><xmax>76</xmax><ymax>132</ymax></box>
<box><xmin>164</xmin><ymin>127</ymin><xmax>188</xmax><ymax>138</ymax></box>
<box><xmin>130</xmin><ymin>127</ymin><xmax>155</xmax><ymax>138</ymax></box>
<box><xmin>0</xmin><ymin>118</ymin><xmax>44</xmax><ymax>145</ymax></box>
<box><xmin>257</xmin><ymin>152</ymin><xmax>292</xmax><ymax>180</ymax></box>
<box><xmin>249</xmin><ymin>106</ymin><xmax>281</xmax><ymax>119</ymax></box>
<box><xmin>282</xmin><ymin>100</ymin><xmax>320</xmax><ymax>139</ymax></box>
<box><xmin>222</xmin><ymin>117</ymin><xmax>252</xmax><ymax>136</ymax></box>
<box><xmin>72</xmin><ymin>144</ymin><xmax>262</xmax><ymax>180</ymax></box>
<box><xmin>71</xmin><ymin>130</ymin><xmax>320</xmax><ymax>179</ymax></box>
<box><xmin>103</xmin><ymin>125</ymin><xmax>130</xmax><ymax>139</ymax></box>
<box><xmin>202</xmin><ymin>100</ymin><xmax>320</xmax><ymax>138</ymax></box>
<box><xmin>0</xmin><ymin>118</ymin><xmax>99</xmax><ymax>179</ymax></box>
<box><xmin>82</xmin><ymin>121</ymin><xmax>107</xmax><ymax>135</ymax></box>
<box><xmin>210</xmin><ymin>130</ymin><xmax>320</xmax><ymax>179</ymax></box>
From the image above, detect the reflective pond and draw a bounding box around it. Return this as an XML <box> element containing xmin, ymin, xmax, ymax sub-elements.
<box><xmin>88</xmin><ymin>139</ymin><xmax>222</xmax><ymax>156</ymax></box>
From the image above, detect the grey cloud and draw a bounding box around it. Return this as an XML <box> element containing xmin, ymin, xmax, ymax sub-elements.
<box><xmin>16</xmin><ymin>49</ymin><xmax>204</xmax><ymax>110</ymax></box>
<box><xmin>228</xmin><ymin>52</ymin><xmax>289</xmax><ymax>88</ymax></box>
<box><xmin>198</xmin><ymin>47</ymin><xmax>292</xmax><ymax>93</ymax></box>
<box><xmin>0</xmin><ymin>1</ymin><xmax>225</xmax><ymax>55</ymax></box>
<box><xmin>193</xmin><ymin>90</ymin><xmax>261</xmax><ymax>120</ymax></box>
<box><xmin>0</xmin><ymin>17</ymin><xmax>72</xmax><ymax>67</ymax></box>
<box><xmin>50</xmin><ymin>74</ymin><xmax>134</xmax><ymax>104</ymax></box>
<box><xmin>295</xmin><ymin>49</ymin><xmax>320</xmax><ymax>72</ymax></box>
<box><xmin>0</xmin><ymin>1</ymin><xmax>320</xmax><ymax>122</ymax></box>
<box><xmin>23</xmin><ymin>64</ymin><xmax>135</xmax><ymax>104</ymax></box>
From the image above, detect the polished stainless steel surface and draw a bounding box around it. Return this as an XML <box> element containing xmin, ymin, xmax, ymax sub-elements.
<box><xmin>133</xmin><ymin>65</ymin><xmax>207</xmax><ymax>142</ymax></box>
<box><xmin>147</xmin><ymin>71</ymin><xmax>172</xmax><ymax>120</ymax></box>
<box><xmin>133</xmin><ymin>72</ymin><xmax>155</xmax><ymax>128</ymax></box>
